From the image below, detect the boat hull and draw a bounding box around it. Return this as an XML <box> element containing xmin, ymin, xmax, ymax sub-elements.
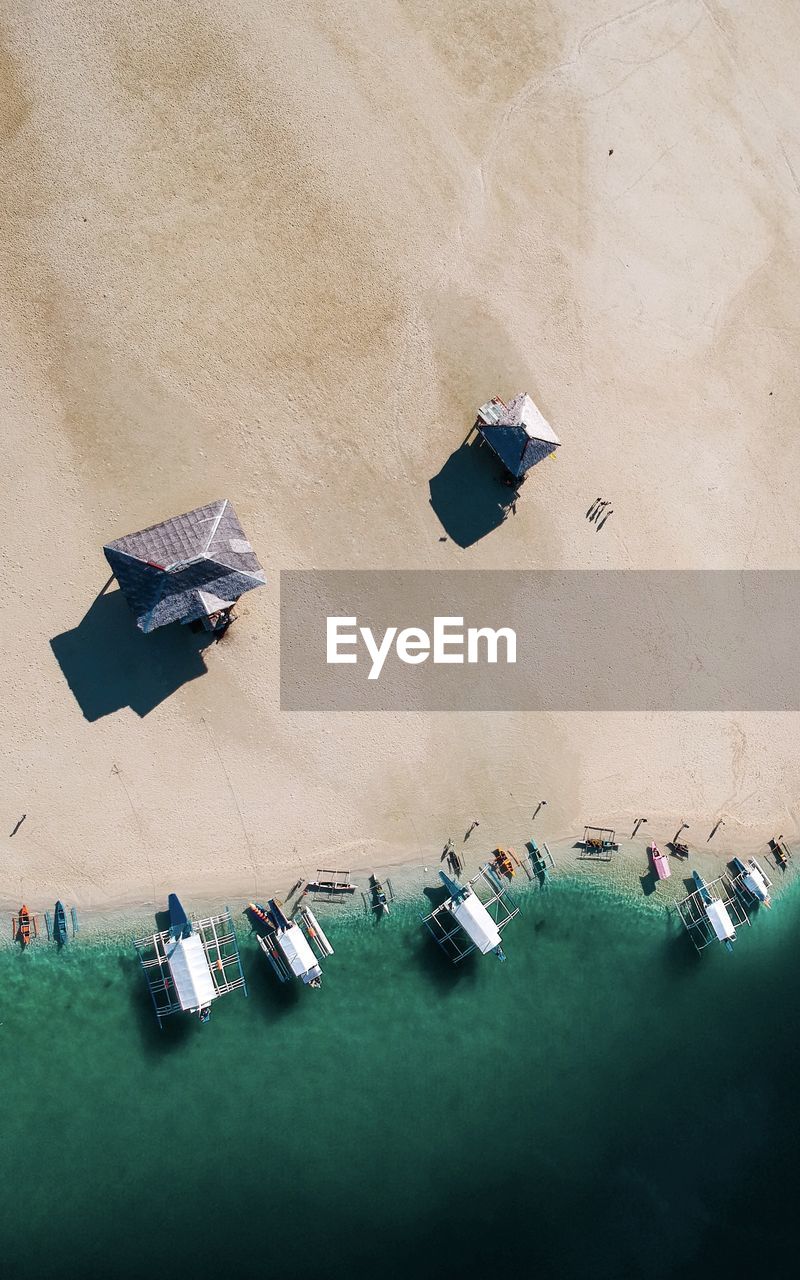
<box><xmin>53</xmin><ymin>901</ymin><xmax>68</xmax><ymax>945</ymax></box>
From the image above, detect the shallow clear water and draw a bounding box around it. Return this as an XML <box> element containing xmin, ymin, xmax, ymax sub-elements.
<box><xmin>2</xmin><ymin>878</ymin><xmax>798</xmax><ymax>1279</ymax></box>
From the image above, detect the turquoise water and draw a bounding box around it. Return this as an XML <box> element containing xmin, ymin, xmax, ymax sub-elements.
<box><xmin>2</xmin><ymin>879</ymin><xmax>799</xmax><ymax>1279</ymax></box>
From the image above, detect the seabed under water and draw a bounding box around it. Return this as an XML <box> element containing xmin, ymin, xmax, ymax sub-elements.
<box><xmin>2</xmin><ymin>877</ymin><xmax>799</xmax><ymax>1279</ymax></box>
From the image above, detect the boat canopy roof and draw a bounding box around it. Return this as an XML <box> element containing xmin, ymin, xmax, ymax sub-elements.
<box><xmin>706</xmin><ymin>899</ymin><xmax>735</xmax><ymax>942</ymax></box>
<box><xmin>449</xmin><ymin>891</ymin><xmax>502</xmax><ymax>954</ymax></box>
<box><xmin>278</xmin><ymin>923</ymin><xmax>321</xmax><ymax>983</ymax></box>
<box><xmin>166</xmin><ymin>933</ymin><xmax>217</xmax><ymax>1010</ymax></box>
<box><xmin>745</xmin><ymin>862</ymin><xmax>769</xmax><ymax>897</ymax></box>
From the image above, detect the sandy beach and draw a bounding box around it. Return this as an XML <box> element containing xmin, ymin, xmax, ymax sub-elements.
<box><xmin>2</xmin><ymin>0</ymin><xmax>800</xmax><ymax>917</ymax></box>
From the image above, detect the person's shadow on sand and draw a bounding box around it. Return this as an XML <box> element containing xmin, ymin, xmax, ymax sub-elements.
<box><xmin>51</xmin><ymin>588</ymin><xmax>214</xmax><ymax>721</ymax></box>
<box><xmin>429</xmin><ymin>436</ymin><xmax>515</xmax><ymax>548</ymax></box>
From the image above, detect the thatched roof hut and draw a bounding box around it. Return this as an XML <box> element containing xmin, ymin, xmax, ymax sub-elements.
<box><xmin>104</xmin><ymin>499</ymin><xmax>266</xmax><ymax>633</ymax></box>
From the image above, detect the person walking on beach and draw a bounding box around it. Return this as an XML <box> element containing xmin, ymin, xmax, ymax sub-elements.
<box><xmin>465</xmin><ymin>820</ymin><xmax>479</xmax><ymax>839</ymax></box>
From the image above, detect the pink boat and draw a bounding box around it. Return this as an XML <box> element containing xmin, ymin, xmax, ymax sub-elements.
<box><xmin>649</xmin><ymin>842</ymin><xmax>671</xmax><ymax>880</ymax></box>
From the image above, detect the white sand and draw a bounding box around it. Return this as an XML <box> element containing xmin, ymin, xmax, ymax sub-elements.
<box><xmin>2</xmin><ymin>0</ymin><xmax>800</xmax><ymax>914</ymax></box>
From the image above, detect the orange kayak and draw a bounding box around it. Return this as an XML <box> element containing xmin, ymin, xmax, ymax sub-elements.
<box><xmin>17</xmin><ymin>905</ymin><xmax>31</xmax><ymax>945</ymax></box>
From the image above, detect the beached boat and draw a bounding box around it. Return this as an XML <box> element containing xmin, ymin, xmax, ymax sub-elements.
<box><xmin>53</xmin><ymin>900</ymin><xmax>69</xmax><ymax>945</ymax></box>
<box><xmin>14</xmin><ymin>904</ymin><xmax>33</xmax><ymax>946</ymax></box>
<box><xmin>250</xmin><ymin>899</ymin><xmax>334</xmax><ymax>987</ymax></box>
<box><xmin>526</xmin><ymin>839</ymin><xmax>555</xmax><ymax>885</ymax></box>
<box><xmin>769</xmin><ymin>837</ymin><xmax>791</xmax><ymax>870</ymax></box>
<box><xmin>493</xmin><ymin>847</ymin><xmax>516</xmax><ymax>878</ymax></box>
<box><xmin>649</xmin><ymin>842</ymin><xmax>671</xmax><ymax>881</ymax></box>
<box><xmin>305</xmin><ymin>871</ymin><xmax>357</xmax><ymax>895</ymax></box>
<box><xmin>133</xmin><ymin>895</ymin><xmax>247</xmax><ymax>1027</ymax></box>
<box><xmin>693</xmin><ymin>871</ymin><xmax>736</xmax><ymax>952</ymax></box>
<box><xmin>13</xmin><ymin>904</ymin><xmax>39</xmax><ymax>946</ymax></box>
<box><xmin>423</xmin><ymin>869</ymin><xmax>518</xmax><ymax>963</ymax></box>
<box><xmin>369</xmin><ymin>873</ymin><xmax>390</xmax><ymax>915</ymax></box>
<box><xmin>732</xmin><ymin>857</ymin><xmax>772</xmax><ymax>908</ymax></box>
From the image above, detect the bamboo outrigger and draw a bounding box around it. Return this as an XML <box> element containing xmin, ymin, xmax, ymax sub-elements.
<box><xmin>421</xmin><ymin>866</ymin><xmax>519</xmax><ymax>964</ymax></box>
<box><xmin>134</xmin><ymin>895</ymin><xmax>247</xmax><ymax>1027</ymax></box>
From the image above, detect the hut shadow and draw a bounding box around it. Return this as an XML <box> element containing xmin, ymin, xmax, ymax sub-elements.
<box><xmin>429</xmin><ymin>436</ymin><xmax>514</xmax><ymax>548</ymax></box>
<box><xmin>51</xmin><ymin>588</ymin><xmax>214</xmax><ymax>721</ymax></box>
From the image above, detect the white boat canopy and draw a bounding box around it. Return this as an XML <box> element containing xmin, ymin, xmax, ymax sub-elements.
<box><xmin>744</xmin><ymin>862</ymin><xmax>770</xmax><ymax>900</ymax></box>
<box><xmin>448</xmin><ymin>891</ymin><xmax>502</xmax><ymax>954</ymax></box>
<box><xmin>279</xmin><ymin>923</ymin><xmax>322</xmax><ymax>984</ymax></box>
<box><xmin>166</xmin><ymin>933</ymin><xmax>217</xmax><ymax>1011</ymax></box>
<box><xmin>706</xmin><ymin>899</ymin><xmax>736</xmax><ymax>943</ymax></box>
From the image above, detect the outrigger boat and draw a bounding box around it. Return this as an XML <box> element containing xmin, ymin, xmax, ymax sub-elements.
<box><xmin>769</xmin><ymin>837</ymin><xmax>791</xmax><ymax>870</ymax></box>
<box><xmin>493</xmin><ymin>848</ymin><xmax>516</xmax><ymax>878</ymax></box>
<box><xmin>12</xmin><ymin>904</ymin><xmax>37</xmax><ymax>946</ymax></box>
<box><xmin>439</xmin><ymin>870</ymin><xmax>507</xmax><ymax>961</ymax></box>
<box><xmin>649</xmin><ymin>842</ymin><xmax>671</xmax><ymax>881</ymax></box>
<box><xmin>305</xmin><ymin>872</ymin><xmax>357</xmax><ymax>895</ymax></box>
<box><xmin>167</xmin><ymin>894</ymin><xmax>216</xmax><ymax>1022</ymax></box>
<box><xmin>526</xmin><ymin>839</ymin><xmax>555</xmax><ymax>885</ymax></box>
<box><xmin>732</xmin><ymin>857</ymin><xmax>772</xmax><ymax>908</ymax></box>
<box><xmin>693</xmin><ymin>870</ymin><xmax>736</xmax><ymax>952</ymax></box>
<box><xmin>369</xmin><ymin>873</ymin><xmax>390</xmax><ymax>916</ymax></box>
<box><xmin>53</xmin><ymin>900</ymin><xmax>69</xmax><ymax>945</ymax></box>
<box><xmin>133</xmin><ymin>895</ymin><xmax>247</xmax><ymax>1027</ymax></box>
<box><xmin>249</xmin><ymin>899</ymin><xmax>334</xmax><ymax>987</ymax></box>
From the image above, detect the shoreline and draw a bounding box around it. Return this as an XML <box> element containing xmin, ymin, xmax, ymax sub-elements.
<box><xmin>3</xmin><ymin>831</ymin><xmax>793</xmax><ymax>947</ymax></box>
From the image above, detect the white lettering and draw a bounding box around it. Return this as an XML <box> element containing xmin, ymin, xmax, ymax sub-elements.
<box><xmin>325</xmin><ymin>616</ymin><xmax>517</xmax><ymax>676</ymax></box>
<box><xmin>467</xmin><ymin>626</ymin><xmax>517</xmax><ymax>664</ymax></box>
<box><xmin>396</xmin><ymin>627</ymin><xmax>431</xmax><ymax>664</ymax></box>
<box><xmin>327</xmin><ymin>616</ymin><xmax>358</xmax><ymax>663</ymax></box>
<box><xmin>361</xmin><ymin>626</ymin><xmax>398</xmax><ymax>680</ymax></box>
<box><xmin>433</xmin><ymin>616</ymin><xmax>465</xmax><ymax>664</ymax></box>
